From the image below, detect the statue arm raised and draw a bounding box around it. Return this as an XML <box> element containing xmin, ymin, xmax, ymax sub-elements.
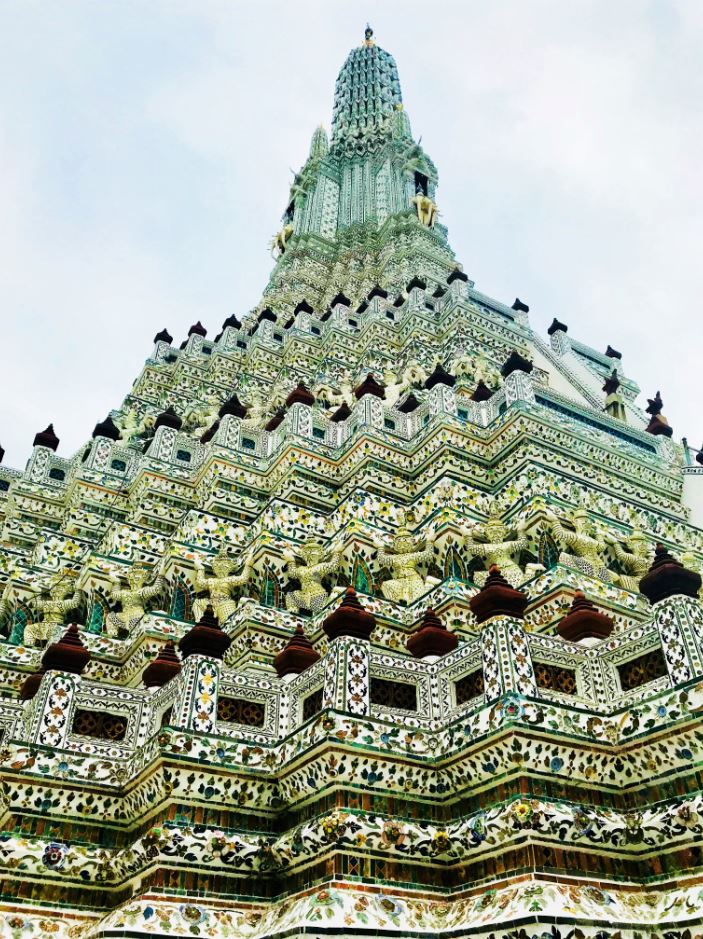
<box><xmin>405</xmin><ymin>546</ymin><xmax>432</xmax><ymax>566</ymax></box>
<box><xmin>60</xmin><ymin>589</ymin><xmax>83</xmax><ymax>614</ymax></box>
<box><xmin>282</xmin><ymin>549</ymin><xmax>298</xmax><ymax>576</ymax></box>
<box><xmin>508</xmin><ymin>535</ymin><xmax>530</xmax><ymax>555</ymax></box>
<box><xmin>463</xmin><ymin>539</ymin><xmax>487</xmax><ymax>557</ymax></box>
<box><xmin>229</xmin><ymin>555</ymin><xmax>254</xmax><ymax>587</ymax></box>
<box><xmin>143</xmin><ymin>577</ymin><xmax>166</xmax><ymax>601</ymax></box>
<box><xmin>612</xmin><ymin>541</ymin><xmax>639</xmax><ymax>571</ymax></box>
<box><xmin>108</xmin><ymin>571</ymin><xmax>122</xmax><ymax>598</ymax></box>
<box><xmin>192</xmin><ymin>561</ymin><xmax>208</xmax><ymax>592</ymax></box>
<box><xmin>315</xmin><ymin>554</ymin><xmax>342</xmax><ymax>577</ymax></box>
<box><xmin>546</xmin><ymin>513</ymin><xmax>575</xmax><ymax>550</ymax></box>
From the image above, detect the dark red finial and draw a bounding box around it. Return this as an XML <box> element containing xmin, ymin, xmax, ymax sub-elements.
<box><xmin>425</xmin><ymin>363</ymin><xmax>456</xmax><ymax>389</ymax></box>
<box><xmin>407</xmin><ymin>607</ymin><xmax>458</xmax><ymax>659</ymax></box>
<box><xmin>557</xmin><ymin>591</ymin><xmax>613</xmax><ymax>643</ymax></box>
<box><xmin>273</xmin><ymin>624</ymin><xmax>321</xmax><ymax>678</ymax></box>
<box><xmin>330</xmin><ymin>402</ymin><xmax>352</xmax><ymax>423</ymax></box>
<box><xmin>153</xmin><ymin>328</ymin><xmax>173</xmax><ymax>344</ymax></box>
<box><xmin>92</xmin><ymin>415</ymin><xmax>121</xmax><ymax>441</ymax></box>
<box><xmin>179</xmin><ymin>605</ymin><xmax>232</xmax><ymax>660</ymax></box>
<box><xmin>142</xmin><ymin>640</ymin><xmax>182</xmax><ymax>688</ymax></box>
<box><xmin>469</xmin><ymin>565</ymin><xmax>528</xmax><ymax>624</ymax></box>
<box><xmin>501</xmin><ymin>351</ymin><xmax>533</xmax><ymax>378</ymax></box>
<box><xmin>470</xmin><ymin>380</ymin><xmax>494</xmax><ymax>402</ymax></box>
<box><xmin>218</xmin><ymin>394</ymin><xmax>248</xmax><ymax>419</ymax></box>
<box><xmin>354</xmin><ymin>373</ymin><xmax>385</xmax><ymax>400</ymax></box>
<box><xmin>154</xmin><ymin>406</ymin><xmax>182</xmax><ymax>431</ymax></box>
<box><xmin>323</xmin><ymin>587</ymin><xmax>376</xmax><ymax>641</ymax></box>
<box><xmin>285</xmin><ymin>383</ymin><xmax>316</xmax><ymax>407</ymax></box>
<box><xmin>33</xmin><ymin>424</ymin><xmax>59</xmax><ymax>451</ymax></box>
<box><xmin>639</xmin><ymin>545</ymin><xmax>701</xmax><ymax>605</ymax></box>
<box><xmin>41</xmin><ymin>624</ymin><xmax>91</xmax><ymax>675</ymax></box>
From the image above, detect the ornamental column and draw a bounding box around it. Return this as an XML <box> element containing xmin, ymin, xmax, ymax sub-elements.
<box><xmin>640</xmin><ymin>546</ymin><xmax>703</xmax><ymax>684</ymax></box>
<box><xmin>320</xmin><ymin>588</ymin><xmax>376</xmax><ymax>715</ymax></box>
<box><xmin>469</xmin><ymin>566</ymin><xmax>534</xmax><ymax>702</ymax></box>
<box><xmin>501</xmin><ymin>352</ymin><xmax>536</xmax><ymax>407</ymax></box>
<box><xmin>353</xmin><ymin>373</ymin><xmax>386</xmax><ymax>432</ymax></box>
<box><xmin>20</xmin><ymin>624</ymin><xmax>91</xmax><ymax>749</ymax></box>
<box><xmin>174</xmin><ymin>606</ymin><xmax>231</xmax><ymax>734</ymax></box>
<box><xmin>424</xmin><ymin>363</ymin><xmax>457</xmax><ymax>418</ymax></box>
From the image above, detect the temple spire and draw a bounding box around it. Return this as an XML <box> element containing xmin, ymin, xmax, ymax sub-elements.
<box><xmin>331</xmin><ymin>29</ymin><xmax>403</xmax><ymax>143</ymax></box>
<box><xmin>309</xmin><ymin>124</ymin><xmax>329</xmax><ymax>160</ymax></box>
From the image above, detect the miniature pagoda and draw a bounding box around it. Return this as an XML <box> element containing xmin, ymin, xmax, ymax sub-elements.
<box><xmin>1</xmin><ymin>26</ymin><xmax>703</xmax><ymax>938</ymax></box>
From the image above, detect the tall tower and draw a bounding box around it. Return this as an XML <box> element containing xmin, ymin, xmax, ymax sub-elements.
<box><xmin>0</xmin><ymin>28</ymin><xmax>702</xmax><ymax>939</ymax></box>
<box><xmin>266</xmin><ymin>25</ymin><xmax>456</xmax><ymax>311</ymax></box>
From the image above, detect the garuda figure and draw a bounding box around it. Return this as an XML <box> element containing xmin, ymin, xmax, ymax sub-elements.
<box><xmin>271</xmin><ymin>222</ymin><xmax>294</xmax><ymax>257</ymax></box>
<box><xmin>25</xmin><ymin>571</ymin><xmax>83</xmax><ymax>647</ymax></box>
<box><xmin>604</xmin><ymin>528</ymin><xmax>653</xmax><ymax>593</ymax></box>
<box><xmin>450</xmin><ymin>351</ymin><xmax>502</xmax><ymax>390</ymax></box>
<box><xmin>0</xmin><ymin>570</ymin><xmax>14</xmax><ymax>637</ymax></box>
<box><xmin>546</xmin><ymin>507</ymin><xmax>613</xmax><ymax>583</ymax></box>
<box><xmin>463</xmin><ymin>503</ymin><xmax>530</xmax><ymax>587</ymax></box>
<box><xmin>193</xmin><ymin>548</ymin><xmax>254</xmax><ymax>623</ymax></box>
<box><xmin>240</xmin><ymin>391</ymin><xmax>268</xmax><ymax>430</ymax></box>
<box><xmin>411</xmin><ymin>190</ymin><xmax>438</xmax><ymax>228</ymax></box>
<box><xmin>681</xmin><ymin>552</ymin><xmax>703</xmax><ymax>598</ymax></box>
<box><xmin>186</xmin><ymin>395</ymin><xmax>221</xmax><ymax>436</ymax></box>
<box><xmin>382</xmin><ymin>362</ymin><xmax>428</xmax><ymax>408</ymax></box>
<box><xmin>283</xmin><ymin>539</ymin><xmax>342</xmax><ymax>613</ymax></box>
<box><xmin>107</xmin><ymin>563</ymin><xmax>166</xmax><ymax>638</ymax></box>
<box><xmin>377</xmin><ymin>516</ymin><xmax>437</xmax><ymax>604</ymax></box>
<box><xmin>313</xmin><ymin>370</ymin><xmax>355</xmax><ymax>411</ymax></box>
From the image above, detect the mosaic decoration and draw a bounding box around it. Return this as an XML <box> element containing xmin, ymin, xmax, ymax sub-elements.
<box><xmin>0</xmin><ymin>25</ymin><xmax>702</xmax><ymax>938</ymax></box>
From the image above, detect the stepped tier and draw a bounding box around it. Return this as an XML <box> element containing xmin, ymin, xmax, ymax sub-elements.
<box><xmin>0</xmin><ymin>25</ymin><xmax>702</xmax><ymax>939</ymax></box>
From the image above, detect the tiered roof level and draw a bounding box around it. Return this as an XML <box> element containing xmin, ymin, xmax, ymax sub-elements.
<box><xmin>0</xmin><ymin>26</ymin><xmax>702</xmax><ymax>939</ymax></box>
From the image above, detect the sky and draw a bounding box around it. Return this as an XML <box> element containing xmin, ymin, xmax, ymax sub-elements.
<box><xmin>0</xmin><ymin>1</ymin><xmax>701</xmax><ymax>467</ymax></box>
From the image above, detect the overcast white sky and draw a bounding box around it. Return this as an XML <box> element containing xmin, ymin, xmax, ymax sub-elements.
<box><xmin>0</xmin><ymin>1</ymin><xmax>701</xmax><ymax>467</ymax></box>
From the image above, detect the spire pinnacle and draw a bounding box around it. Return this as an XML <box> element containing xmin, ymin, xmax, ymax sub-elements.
<box><xmin>309</xmin><ymin>123</ymin><xmax>329</xmax><ymax>160</ymax></box>
<box><xmin>364</xmin><ymin>24</ymin><xmax>374</xmax><ymax>46</ymax></box>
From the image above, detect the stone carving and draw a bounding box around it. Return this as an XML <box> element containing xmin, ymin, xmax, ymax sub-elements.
<box><xmin>411</xmin><ymin>191</ymin><xmax>438</xmax><ymax>228</ymax></box>
<box><xmin>451</xmin><ymin>351</ymin><xmax>502</xmax><ymax>389</ymax></box>
<box><xmin>193</xmin><ymin>548</ymin><xmax>254</xmax><ymax>623</ymax></box>
<box><xmin>546</xmin><ymin>507</ymin><xmax>613</xmax><ymax>583</ymax></box>
<box><xmin>462</xmin><ymin>503</ymin><xmax>532</xmax><ymax>587</ymax></box>
<box><xmin>107</xmin><ymin>564</ymin><xmax>166</xmax><ymax>638</ymax></box>
<box><xmin>271</xmin><ymin>223</ymin><xmax>294</xmax><ymax>257</ymax></box>
<box><xmin>314</xmin><ymin>371</ymin><xmax>355</xmax><ymax>410</ymax></box>
<box><xmin>240</xmin><ymin>391</ymin><xmax>269</xmax><ymax>429</ymax></box>
<box><xmin>382</xmin><ymin>362</ymin><xmax>427</xmax><ymax>408</ymax></box>
<box><xmin>24</xmin><ymin>572</ymin><xmax>83</xmax><ymax>647</ymax></box>
<box><xmin>0</xmin><ymin>572</ymin><xmax>15</xmax><ymax>636</ymax></box>
<box><xmin>1</xmin><ymin>27</ymin><xmax>703</xmax><ymax>939</ymax></box>
<box><xmin>283</xmin><ymin>539</ymin><xmax>342</xmax><ymax>613</ymax></box>
<box><xmin>186</xmin><ymin>395</ymin><xmax>220</xmax><ymax>435</ymax></box>
<box><xmin>604</xmin><ymin>528</ymin><xmax>653</xmax><ymax>593</ymax></box>
<box><xmin>117</xmin><ymin>406</ymin><xmax>154</xmax><ymax>442</ymax></box>
<box><xmin>376</xmin><ymin>514</ymin><xmax>438</xmax><ymax>604</ymax></box>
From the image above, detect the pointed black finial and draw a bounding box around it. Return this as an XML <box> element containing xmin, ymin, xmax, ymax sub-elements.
<box><xmin>602</xmin><ymin>369</ymin><xmax>620</xmax><ymax>396</ymax></box>
<box><xmin>33</xmin><ymin>424</ymin><xmax>59</xmax><ymax>451</ymax></box>
<box><xmin>646</xmin><ymin>391</ymin><xmax>664</xmax><ymax>416</ymax></box>
<box><xmin>365</xmin><ymin>24</ymin><xmax>373</xmax><ymax>41</ymax></box>
<box><xmin>153</xmin><ymin>328</ymin><xmax>173</xmax><ymax>345</ymax></box>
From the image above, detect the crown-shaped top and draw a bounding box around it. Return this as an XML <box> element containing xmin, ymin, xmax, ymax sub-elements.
<box><xmin>331</xmin><ymin>27</ymin><xmax>404</xmax><ymax>144</ymax></box>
